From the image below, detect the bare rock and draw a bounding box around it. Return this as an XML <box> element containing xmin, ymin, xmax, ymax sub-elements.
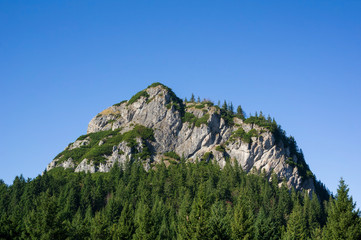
<box><xmin>47</xmin><ymin>83</ymin><xmax>315</xmax><ymax>192</ymax></box>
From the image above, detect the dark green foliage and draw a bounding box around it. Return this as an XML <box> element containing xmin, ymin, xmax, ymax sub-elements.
<box><xmin>76</xmin><ymin>134</ymin><xmax>88</xmax><ymax>141</ymax></box>
<box><xmin>195</xmin><ymin>103</ymin><xmax>205</xmax><ymax>109</ymax></box>
<box><xmin>201</xmin><ymin>152</ymin><xmax>213</xmax><ymax>161</ymax></box>
<box><xmin>236</xmin><ymin>105</ymin><xmax>245</xmax><ymax>120</ymax></box>
<box><xmin>244</xmin><ymin>114</ymin><xmax>277</xmax><ymax>132</ymax></box>
<box><xmin>0</xmin><ymin>161</ymin><xmax>358</xmax><ymax>239</ymax></box>
<box><xmin>127</xmin><ymin>90</ymin><xmax>150</xmax><ymax>105</ymax></box>
<box><xmin>181</xmin><ymin>112</ymin><xmax>209</xmax><ymax>127</ymax></box>
<box><xmin>195</xmin><ymin>114</ymin><xmax>210</xmax><ymax>127</ymax></box>
<box><xmin>229</xmin><ymin>127</ymin><xmax>258</xmax><ymax>144</ymax></box>
<box><xmin>190</xmin><ymin>93</ymin><xmax>195</xmax><ymax>102</ymax></box>
<box><xmin>220</xmin><ymin>109</ymin><xmax>234</xmax><ymax>126</ymax></box>
<box><xmin>113</xmin><ymin>100</ymin><xmax>127</xmax><ymax>106</ymax></box>
<box><xmin>322</xmin><ymin>178</ymin><xmax>361</xmax><ymax>239</ymax></box>
<box><xmin>163</xmin><ymin>151</ymin><xmax>181</xmax><ymax>160</ymax></box>
<box><xmin>215</xmin><ymin>145</ymin><xmax>225</xmax><ymax>152</ymax></box>
<box><xmin>186</xmin><ymin>100</ymin><xmax>214</xmax><ymax>110</ymax></box>
<box><xmin>218</xmin><ymin>100</ymin><xmax>236</xmax><ymax>126</ymax></box>
<box><xmin>56</xmin><ymin>125</ymin><xmax>154</xmax><ymax>165</ymax></box>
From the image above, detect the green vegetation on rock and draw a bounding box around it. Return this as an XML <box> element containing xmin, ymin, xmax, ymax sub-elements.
<box><xmin>186</xmin><ymin>101</ymin><xmax>214</xmax><ymax>110</ymax></box>
<box><xmin>241</xmin><ymin>113</ymin><xmax>313</xmax><ymax>182</ymax></box>
<box><xmin>244</xmin><ymin>114</ymin><xmax>277</xmax><ymax>132</ymax></box>
<box><xmin>127</xmin><ymin>90</ymin><xmax>150</xmax><ymax>105</ymax></box>
<box><xmin>113</xmin><ymin>100</ymin><xmax>127</xmax><ymax>106</ymax></box>
<box><xmin>181</xmin><ymin>112</ymin><xmax>209</xmax><ymax>127</ymax></box>
<box><xmin>215</xmin><ymin>145</ymin><xmax>226</xmax><ymax>153</ymax></box>
<box><xmin>201</xmin><ymin>152</ymin><xmax>213</xmax><ymax>161</ymax></box>
<box><xmin>163</xmin><ymin>151</ymin><xmax>181</xmax><ymax>160</ymax></box>
<box><xmin>55</xmin><ymin>125</ymin><xmax>154</xmax><ymax>165</ymax></box>
<box><xmin>229</xmin><ymin>128</ymin><xmax>258</xmax><ymax>144</ymax></box>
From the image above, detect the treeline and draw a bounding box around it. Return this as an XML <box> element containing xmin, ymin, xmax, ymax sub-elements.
<box><xmin>0</xmin><ymin>160</ymin><xmax>360</xmax><ymax>239</ymax></box>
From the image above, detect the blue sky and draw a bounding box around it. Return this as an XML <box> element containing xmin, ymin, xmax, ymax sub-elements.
<box><xmin>1</xmin><ymin>1</ymin><xmax>360</xmax><ymax>207</ymax></box>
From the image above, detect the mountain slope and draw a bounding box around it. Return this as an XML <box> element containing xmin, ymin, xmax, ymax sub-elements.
<box><xmin>47</xmin><ymin>82</ymin><xmax>315</xmax><ymax>192</ymax></box>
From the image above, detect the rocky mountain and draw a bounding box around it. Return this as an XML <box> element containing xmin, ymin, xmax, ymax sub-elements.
<box><xmin>47</xmin><ymin>83</ymin><xmax>315</xmax><ymax>192</ymax></box>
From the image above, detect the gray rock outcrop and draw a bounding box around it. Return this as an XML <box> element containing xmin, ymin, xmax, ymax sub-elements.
<box><xmin>47</xmin><ymin>83</ymin><xmax>315</xmax><ymax>192</ymax></box>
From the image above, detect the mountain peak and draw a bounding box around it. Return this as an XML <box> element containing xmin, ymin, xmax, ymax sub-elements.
<box><xmin>47</xmin><ymin>83</ymin><xmax>316</xmax><ymax>193</ymax></box>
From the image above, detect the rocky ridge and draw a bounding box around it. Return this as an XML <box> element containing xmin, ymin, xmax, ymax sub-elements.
<box><xmin>47</xmin><ymin>83</ymin><xmax>315</xmax><ymax>192</ymax></box>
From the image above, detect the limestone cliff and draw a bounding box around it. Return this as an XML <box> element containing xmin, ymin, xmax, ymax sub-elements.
<box><xmin>47</xmin><ymin>83</ymin><xmax>315</xmax><ymax>192</ymax></box>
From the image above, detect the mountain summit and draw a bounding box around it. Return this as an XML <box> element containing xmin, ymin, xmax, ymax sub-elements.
<box><xmin>47</xmin><ymin>83</ymin><xmax>315</xmax><ymax>192</ymax></box>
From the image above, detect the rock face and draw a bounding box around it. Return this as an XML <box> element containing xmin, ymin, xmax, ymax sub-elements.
<box><xmin>47</xmin><ymin>83</ymin><xmax>315</xmax><ymax>192</ymax></box>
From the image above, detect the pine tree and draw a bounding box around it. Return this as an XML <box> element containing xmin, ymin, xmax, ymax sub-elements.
<box><xmin>190</xmin><ymin>94</ymin><xmax>195</xmax><ymax>103</ymax></box>
<box><xmin>303</xmin><ymin>192</ymin><xmax>322</xmax><ymax>232</ymax></box>
<box><xmin>90</xmin><ymin>210</ymin><xmax>109</xmax><ymax>239</ymax></box>
<box><xmin>209</xmin><ymin>201</ymin><xmax>230</xmax><ymax>239</ymax></box>
<box><xmin>69</xmin><ymin>209</ymin><xmax>90</xmax><ymax>239</ymax></box>
<box><xmin>133</xmin><ymin>201</ymin><xmax>155</xmax><ymax>240</ymax></box>
<box><xmin>254</xmin><ymin>207</ymin><xmax>277</xmax><ymax>240</ymax></box>
<box><xmin>229</xmin><ymin>102</ymin><xmax>234</xmax><ymax>114</ymax></box>
<box><xmin>24</xmin><ymin>191</ymin><xmax>65</xmax><ymax>239</ymax></box>
<box><xmin>237</xmin><ymin>105</ymin><xmax>245</xmax><ymax>119</ymax></box>
<box><xmin>156</xmin><ymin>216</ymin><xmax>170</xmax><ymax>240</ymax></box>
<box><xmin>323</xmin><ymin>178</ymin><xmax>361</xmax><ymax>240</ymax></box>
<box><xmin>224</xmin><ymin>100</ymin><xmax>228</xmax><ymax>110</ymax></box>
<box><xmin>283</xmin><ymin>199</ymin><xmax>307</xmax><ymax>240</ymax></box>
<box><xmin>187</xmin><ymin>183</ymin><xmax>212</xmax><ymax>239</ymax></box>
<box><xmin>231</xmin><ymin>194</ymin><xmax>254</xmax><ymax>240</ymax></box>
<box><xmin>112</xmin><ymin>202</ymin><xmax>134</xmax><ymax>239</ymax></box>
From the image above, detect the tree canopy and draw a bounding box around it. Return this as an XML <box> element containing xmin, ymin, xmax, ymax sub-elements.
<box><xmin>0</xmin><ymin>160</ymin><xmax>359</xmax><ymax>239</ymax></box>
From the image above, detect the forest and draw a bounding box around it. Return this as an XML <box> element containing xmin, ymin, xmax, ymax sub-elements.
<box><xmin>0</xmin><ymin>159</ymin><xmax>360</xmax><ymax>239</ymax></box>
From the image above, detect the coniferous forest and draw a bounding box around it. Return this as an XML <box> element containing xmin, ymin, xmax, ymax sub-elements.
<box><xmin>0</xmin><ymin>160</ymin><xmax>360</xmax><ymax>239</ymax></box>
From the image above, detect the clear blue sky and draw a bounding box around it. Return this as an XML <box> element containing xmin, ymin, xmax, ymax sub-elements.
<box><xmin>1</xmin><ymin>1</ymin><xmax>360</xmax><ymax>207</ymax></box>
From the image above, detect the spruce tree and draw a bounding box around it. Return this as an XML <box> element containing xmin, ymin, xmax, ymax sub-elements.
<box><xmin>222</xmin><ymin>100</ymin><xmax>228</xmax><ymax>111</ymax></box>
<box><xmin>229</xmin><ymin>102</ymin><xmax>234</xmax><ymax>114</ymax></box>
<box><xmin>231</xmin><ymin>193</ymin><xmax>254</xmax><ymax>240</ymax></box>
<box><xmin>237</xmin><ymin>105</ymin><xmax>245</xmax><ymax>119</ymax></box>
<box><xmin>190</xmin><ymin>93</ymin><xmax>195</xmax><ymax>103</ymax></box>
<box><xmin>283</xmin><ymin>199</ymin><xmax>307</xmax><ymax>240</ymax></box>
<box><xmin>323</xmin><ymin>178</ymin><xmax>361</xmax><ymax>240</ymax></box>
<box><xmin>209</xmin><ymin>201</ymin><xmax>230</xmax><ymax>239</ymax></box>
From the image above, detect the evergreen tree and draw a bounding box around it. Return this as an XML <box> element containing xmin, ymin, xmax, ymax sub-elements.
<box><xmin>0</xmin><ymin>160</ymin><xmax>359</xmax><ymax>239</ymax></box>
<box><xmin>24</xmin><ymin>191</ymin><xmax>65</xmax><ymax>239</ymax></box>
<box><xmin>231</xmin><ymin>194</ymin><xmax>254</xmax><ymax>240</ymax></box>
<box><xmin>237</xmin><ymin>105</ymin><xmax>245</xmax><ymax>119</ymax></box>
<box><xmin>90</xmin><ymin>210</ymin><xmax>109</xmax><ymax>239</ymax></box>
<box><xmin>190</xmin><ymin>93</ymin><xmax>195</xmax><ymax>102</ymax></box>
<box><xmin>187</xmin><ymin>183</ymin><xmax>212</xmax><ymax>239</ymax></box>
<box><xmin>254</xmin><ymin>207</ymin><xmax>278</xmax><ymax>240</ymax></box>
<box><xmin>69</xmin><ymin>209</ymin><xmax>90</xmax><ymax>239</ymax></box>
<box><xmin>133</xmin><ymin>201</ymin><xmax>155</xmax><ymax>240</ymax></box>
<box><xmin>222</xmin><ymin>100</ymin><xmax>228</xmax><ymax>111</ymax></box>
<box><xmin>303</xmin><ymin>192</ymin><xmax>322</xmax><ymax>233</ymax></box>
<box><xmin>111</xmin><ymin>202</ymin><xmax>134</xmax><ymax>239</ymax></box>
<box><xmin>229</xmin><ymin>102</ymin><xmax>234</xmax><ymax>114</ymax></box>
<box><xmin>323</xmin><ymin>178</ymin><xmax>361</xmax><ymax>240</ymax></box>
<box><xmin>283</xmin><ymin>198</ymin><xmax>307</xmax><ymax>240</ymax></box>
<box><xmin>209</xmin><ymin>201</ymin><xmax>230</xmax><ymax>239</ymax></box>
